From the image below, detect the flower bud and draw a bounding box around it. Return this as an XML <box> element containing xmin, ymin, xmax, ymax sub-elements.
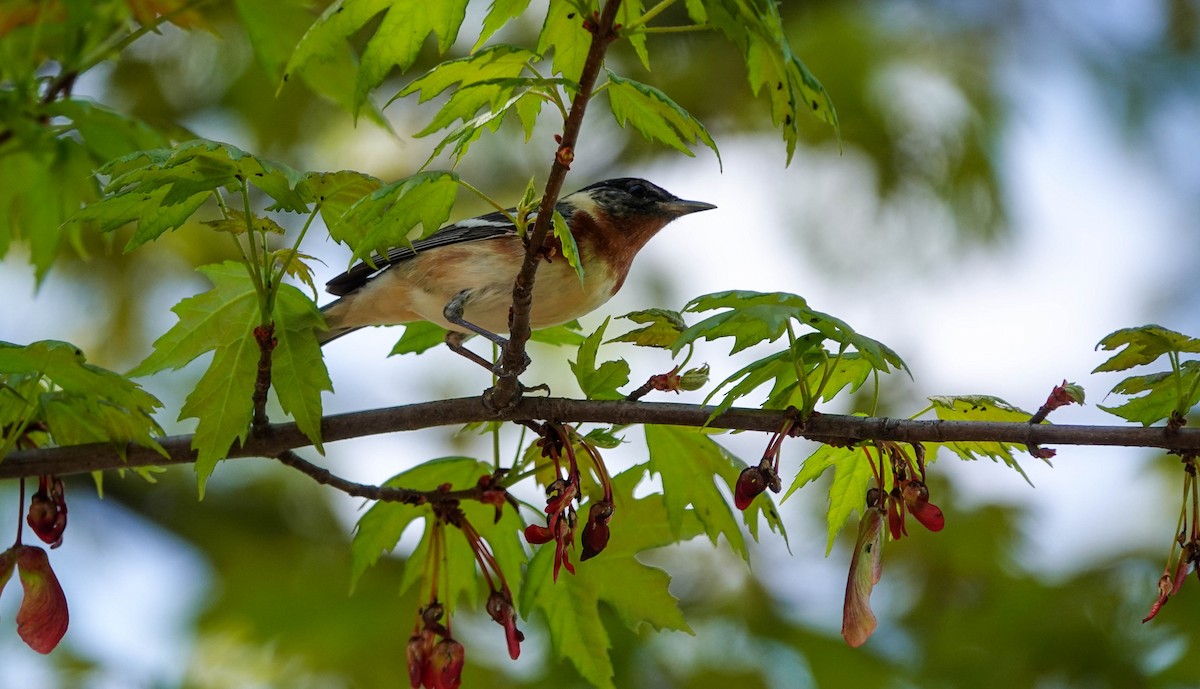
<box><xmin>580</xmin><ymin>500</ymin><xmax>614</xmax><ymax>561</ymax></box>
<box><xmin>428</xmin><ymin>638</ymin><xmax>465</xmax><ymax>689</ymax></box>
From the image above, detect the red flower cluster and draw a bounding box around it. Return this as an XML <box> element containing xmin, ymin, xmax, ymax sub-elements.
<box><xmin>26</xmin><ymin>475</ymin><xmax>67</xmax><ymax>548</ymax></box>
<box><xmin>407</xmin><ymin>604</ymin><xmax>463</xmax><ymax>689</ymax></box>
<box><xmin>523</xmin><ymin>423</ymin><xmax>615</xmax><ymax>578</ymax></box>
<box><xmin>733</xmin><ymin>411</ymin><xmax>797</xmax><ymax>511</ymax></box>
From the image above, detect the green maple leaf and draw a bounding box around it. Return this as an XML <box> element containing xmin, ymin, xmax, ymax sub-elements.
<box><xmin>0</xmin><ymin>341</ymin><xmax>165</xmax><ymax>459</ymax></box>
<box><xmin>645</xmin><ymin>425</ymin><xmax>786</xmax><ymax>557</ymax></box>
<box><xmin>270</xmin><ymin>285</ymin><xmax>333</xmax><ymax>453</ymax></box>
<box><xmin>519</xmin><ymin>466</ymin><xmax>702</xmax><ymax>689</ymax></box>
<box><xmin>393</xmin><ymin>45</ymin><xmax>540</xmax><ymax>133</ymax></box>
<box><xmin>785</xmin><ymin>441</ymin><xmax>875</xmax><ymax>555</ymax></box>
<box><xmin>476</xmin><ymin>0</ymin><xmax>535</xmax><ymax>49</ymax></box>
<box><xmin>285</xmin><ymin>0</ymin><xmax>470</xmax><ymax>116</ymax></box>
<box><xmin>351</xmin><ymin>458</ymin><xmax>527</xmax><ymax>612</ymax></box>
<box><xmin>1093</xmin><ymin>325</ymin><xmax>1200</xmax><ymax>373</ymax></box>
<box><xmin>705</xmin><ymin>0</ymin><xmax>839</xmax><ymax>163</ymax></box>
<box><xmin>608</xmin><ymin>309</ymin><xmax>688</xmax><ymax>349</ymax></box>
<box><xmin>924</xmin><ymin>395</ymin><xmax>1037</xmax><ymax>482</ymax></box>
<box><xmin>1093</xmin><ymin>325</ymin><xmax>1200</xmax><ymax>425</ymax></box>
<box><xmin>1099</xmin><ymin>363</ymin><xmax>1200</xmax><ymax>426</ymax></box>
<box><xmin>337</xmin><ymin>171</ymin><xmax>460</xmax><ymax>263</ymax></box>
<box><xmin>130</xmin><ymin>263</ymin><xmax>330</xmax><ymax>492</ymax></box>
<box><xmin>537</xmin><ymin>0</ymin><xmax>594</xmax><ymax>82</ymax></box>
<box><xmin>78</xmin><ymin>140</ymin><xmax>308</xmax><ymax>251</ymax></box>
<box><xmin>606</xmin><ymin>72</ymin><xmax>721</xmax><ymax>167</ymax></box>
<box><xmin>570</xmin><ymin>317</ymin><xmax>631</xmax><ymax>400</ymax></box>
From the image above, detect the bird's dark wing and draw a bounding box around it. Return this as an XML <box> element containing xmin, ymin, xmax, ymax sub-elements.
<box><xmin>324</xmin><ymin>210</ymin><xmax>517</xmax><ymax>296</ymax></box>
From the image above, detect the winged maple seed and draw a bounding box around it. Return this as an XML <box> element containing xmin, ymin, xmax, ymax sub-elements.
<box><xmin>1143</xmin><ymin>456</ymin><xmax>1199</xmax><ymax>623</ymax></box>
<box><xmin>0</xmin><ymin>545</ymin><xmax>69</xmax><ymax>654</ymax></box>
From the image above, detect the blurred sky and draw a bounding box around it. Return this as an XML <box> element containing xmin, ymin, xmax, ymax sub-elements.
<box><xmin>2</xmin><ymin>1</ymin><xmax>1199</xmax><ymax>687</ymax></box>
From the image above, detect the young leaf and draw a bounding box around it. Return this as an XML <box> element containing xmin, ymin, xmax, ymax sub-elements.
<box><xmin>677</xmin><ymin>291</ymin><xmax>908</xmax><ymax>376</ymax></box>
<box><xmin>129</xmin><ymin>263</ymin><xmax>261</xmax><ymax>491</ymax></box>
<box><xmin>645</xmin><ymin>425</ymin><xmax>787</xmax><ymax>556</ymax></box>
<box><xmin>606</xmin><ymin>72</ymin><xmax>721</xmax><ymax>167</ymax></box>
<box><xmin>1093</xmin><ymin>325</ymin><xmax>1200</xmax><ymax>373</ymax></box>
<box><xmin>202</xmin><ymin>210</ymin><xmax>286</xmax><ymax>236</ymax></box>
<box><xmin>537</xmin><ymin>0</ymin><xmax>594</xmax><ymax>83</ymax></box>
<box><xmin>337</xmin><ymin>171</ymin><xmax>460</xmax><ymax>263</ymax></box>
<box><xmin>1099</xmin><ymin>362</ymin><xmax>1200</xmax><ymax>426</ymax></box>
<box><xmin>0</xmin><ymin>341</ymin><xmax>165</xmax><ymax>456</ymax></box>
<box><xmin>519</xmin><ymin>467</ymin><xmax>702</xmax><ymax>689</ymax></box>
<box><xmin>286</xmin><ymin>0</ymin><xmax>470</xmax><ymax>115</ymax></box>
<box><xmin>390</xmin><ymin>322</ymin><xmax>450</xmax><ymax>356</ymax></box>
<box><xmin>552</xmin><ymin>209</ymin><xmax>585</xmax><ymax>283</ymax></box>
<box><xmin>570</xmin><ymin>317</ymin><xmax>631</xmax><ymax>400</ymax></box>
<box><xmin>615</xmin><ymin>0</ymin><xmax>650</xmax><ymax>69</ymax></box>
<box><xmin>393</xmin><ymin>45</ymin><xmax>538</xmax><ymax>126</ymax></box>
<box><xmin>822</xmin><ymin>445</ymin><xmax>876</xmax><ymax>555</ymax></box>
<box><xmin>271</xmin><ymin>285</ymin><xmax>333</xmax><ymax>452</ymax></box>
<box><xmin>925</xmin><ymin>395</ymin><xmax>1037</xmax><ymax>481</ymax></box>
<box><xmin>705</xmin><ymin>0</ymin><xmax>839</xmax><ymax>162</ymax></box>
<box><xmin>608</xmin><ymin>309</ymin><xmax>688</xmax><ymax>349</ymax></box>
<box><xmin>297</xmin><ymin>170</ymin><xmax>383</xmax><ymax>239</ymax></box>
<box><xmin>476</xmin><ymin>0</ymin><xmax>534</xmax><ymax>50</ymax></box>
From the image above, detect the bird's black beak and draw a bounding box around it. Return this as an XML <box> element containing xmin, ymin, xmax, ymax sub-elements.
<box><xmin>664</xmin><ymin>199</ymin><xmax>717</xmax><ymax>216</ymax></box>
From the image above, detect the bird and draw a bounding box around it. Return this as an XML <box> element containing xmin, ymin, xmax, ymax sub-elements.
<box><xmin>318</xmin><ymin>177</ymin><xmax>716</xmax><ymax>368</ymax></box>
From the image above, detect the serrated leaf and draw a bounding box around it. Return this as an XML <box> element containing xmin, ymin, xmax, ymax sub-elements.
<box><xmin>271</xmin><ymin>285</ymin><xmax>332</xmax><ymax>452</ymax></box>
<box><xmin>1093</xmin><ymin>325</ymin><xmax>1200</xmax><ymax>373</ymax></box>
<box><xmin>615</xmin><ymin>0</ymin><xmax>650</xmax><ymax>69</ymax></box>
<box><xmin>475</xmin><ymin>0</ymin><xmax>534</xmax><ymax>49</ymax></box>
<box><xmin>608</xmin><ymin>308</ymin><xmax>688</xmax><ymax>349</ymax></box>
<box><xmin>520</xmin><ymin>467</ymin><xmax>702</xmax><ymax>689</ymax></box>
<box><xmin>180</xmin><ymin>333</ymin><xmax>258</xmax><ymax>494</ymax></box>
<box><xmin>823</xmin><ymin>444</ymin><xmax>875</xmax><ymax>555</ymax></box>
<box><xmin>552</xmin><ymin>208</ymin><xmax>584</xmax><ymax>283</ymax></box>
<box><xmin>676</xmin><ymin>291</ymin><xmax>908</xmax><ymax>377</ymax></box>
<box><xmin>286</xmin><ymin>0</ymin><xmax>470</xmax><ymax>116</ymax></box>
<box><xmin>100</xmin><ymin>140</ymin><xmax>307</xmax><ymax>213</ymax></box>
<box><xmin>1099</xmin><ymin>361</ymin><xmax>1200</xmax><ymax>426</ymax></box>
<box><xmin>351</xmin><ymin>458</ymin><xmax>526</xmax><ymax>612</ymax></box>
<box><xmin>530</xmin><ymin>320</ymin><xmax>585</xmax><ymax>347</ymax></box>
<box><xmin>570</xmin><ymin>317</ymin><xmax>630</xmax><ymax>400</ymax></box>
<box><xmin>270</xmin><ymin>249</ymin><xmax>323</xmax><ymax>298</ymax></box>
<box><xmin>606</xmin><ymin>72</ymin><xmax>721</xmax><ymax>167</ymax></box>
<box><xmin>0</xmin><ymin>341</ymin><xmax>164</xmax><ymax>458</ymax></box>
<box><xmin>337</xmin><ymin>171</ymin><xmax>460</xmax><ymax>262</ymax></box>
<box><xmin>424</xmin><ymin>91</ymin><xmax>526</xmax><ymax>165</ymax></box>
<box><xmin>705</xmin><ymin>0</ymin><xmax>839</xmax><ymax>163</ymax></box>
<box><xmin>129</xmin><ymin>262</ymin><xmax>261</xmax><ymax>377</ymax></box>
<box><xmin>297</xmin><ymin>170</ymin><xmax>383</xmax><ymax>239</ymax></box>
<box><xmin>396</xmin><ymin>44</ymin><xmax>535</xmax><ymax>104</ymax></box>
<box><xmin>390</xmin><ymin>321</ymin><xmax>449</xmax><ymax>356</ymax></box>
<box><xmin>537</xmin><ymin>0</ymin><xmax>594</xmax><ymax>82</ymax></box>
<box><xmin>202</xmin><ymin>209</ymin><xmax>285</xmax><ymax>236</ymax></box>
<box><xmin>926</xmin><ymin>395</ymin><xmax>1036</xmax><ymax>481</ymax></box>
<box><xmin>645</xmin><ymin>425</ymin><xmax>786</xmax><ymax>559</ymax></box>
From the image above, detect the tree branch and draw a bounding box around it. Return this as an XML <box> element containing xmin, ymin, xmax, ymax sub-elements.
<box><xmin>2</xmin><ymin>396</ymin><xmax>1198</xmax><ymax>480</ymax></box>
<box><xmin>489</xmin><ymin>0</ymin><xmax>624</xmax><ymax>409</ymax></box>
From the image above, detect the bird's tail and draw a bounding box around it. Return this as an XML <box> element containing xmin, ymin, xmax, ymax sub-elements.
<box><xmin>317</xmin><ymin>299</ymin><xmax>360</xmax><ymax>346</ymax></box>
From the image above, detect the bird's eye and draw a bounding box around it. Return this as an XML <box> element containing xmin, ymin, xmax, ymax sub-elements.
<box><xmin>627</xmin><ymin>183</ymin><xmax>648</xmax><ymax>198</ymax></box>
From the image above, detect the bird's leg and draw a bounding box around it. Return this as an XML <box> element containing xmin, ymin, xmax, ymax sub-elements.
<box><xmin>442</xmin><ymin>290</ymin><xmax>531</xmax><ymax>374</ymax></box>
<box><xmin>443</xmin><ymin>290</ymin><xmax>510</xmax><ymax>349</ymax></box>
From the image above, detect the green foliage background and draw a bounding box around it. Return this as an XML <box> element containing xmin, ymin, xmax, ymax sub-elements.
<box><xmin>2</xmin><ymin>1</ymin><xmax>1200</xmax><ymax>688</ymax></box>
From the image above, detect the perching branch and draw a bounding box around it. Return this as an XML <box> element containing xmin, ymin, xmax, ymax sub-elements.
<box><xmin>490</xmin><ymin>0</ymin><xmax>624</xmax><ymax>409</ymax></box>
<box><xmin>2</xmin><ymin>396</ymin><xmax>1198</xmax><ymax>480</ymax></box>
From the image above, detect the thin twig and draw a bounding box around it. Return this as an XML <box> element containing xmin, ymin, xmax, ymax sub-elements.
<box><xmin>488</xmin><ymin>0</ymin><xmax>625</xmax><ymax>409</ymax></box>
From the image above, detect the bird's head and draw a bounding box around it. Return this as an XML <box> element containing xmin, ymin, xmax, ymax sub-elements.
<box><xmin>566</xmin><ymin>177</ymin><xmax>716</xmax><ymax>222</ymax></box>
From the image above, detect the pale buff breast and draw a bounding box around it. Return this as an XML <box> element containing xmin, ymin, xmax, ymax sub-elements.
<box><xmin>327</xmin><ymin>236</ymin><xmax>620</xmax><ymax>334</ymax></box>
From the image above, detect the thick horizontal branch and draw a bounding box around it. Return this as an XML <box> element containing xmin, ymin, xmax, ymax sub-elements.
<box><xmin>1</xmin><ymin>397</ymin><xmax>1198</xmax><ymax>479</ymax></box>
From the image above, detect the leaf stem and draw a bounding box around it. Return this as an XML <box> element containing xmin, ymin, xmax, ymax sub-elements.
<box><xmin>620</xmin><ymin>0</ymin><xmax>677</xmax><ymax>31</ymax></box>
